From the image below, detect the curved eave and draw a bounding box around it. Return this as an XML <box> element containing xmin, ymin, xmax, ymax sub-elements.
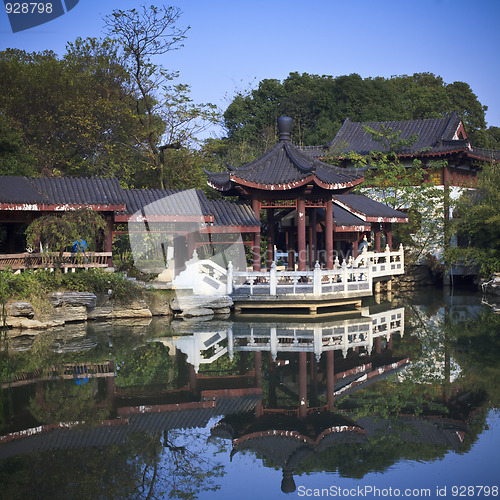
<box><xmin>207</xmin><ymin>179</ymin><xmax>233</xmax><ymax>192</ymax></box>
<box><xmin>228</xmin><ymin>173</ymin><xmax>364</xmax><ymax>192</ymax></box>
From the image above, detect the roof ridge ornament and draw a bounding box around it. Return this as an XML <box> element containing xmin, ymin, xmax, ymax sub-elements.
<box><xmin>278</xmin><ymin>116</ymin><xmax>293</xmax><ymax>142</ymax></box>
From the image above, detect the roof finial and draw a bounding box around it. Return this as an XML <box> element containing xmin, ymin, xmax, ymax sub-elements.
<box><xmin>278</xmin><ymin>116</ymin><xmax>292</xmax><ymax>142</ymax></box>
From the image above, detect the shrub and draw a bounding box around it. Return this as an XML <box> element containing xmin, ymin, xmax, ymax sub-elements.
<box><xmin>61</xmin><ymin>269</ymin><xmax>142</xmax><ymax>301</ymax></box>
<box><xmin>0</xmin><ymin>268</ymin><xmax>142</xmax><ymax>302</ymax></box>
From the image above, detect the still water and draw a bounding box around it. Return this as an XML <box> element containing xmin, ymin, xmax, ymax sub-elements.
<box><xmin>1</xmin><ymin>288</ymin><xmax>499</xmax><ymax>499</ymax></box>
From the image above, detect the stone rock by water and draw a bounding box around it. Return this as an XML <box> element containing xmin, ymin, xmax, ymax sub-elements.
<box><xmin>6</xmin><ymin>317</ymin><xmax>64</xmax><ymax>329</ymax></box>
<box><xmin>51</xmin><ymin>305</ymin><xmax>88</xmax><ymax>323</ymax></box>
<box><xmin>49</xmin><ymin>292</ymin><xmax>97</xmax><ymax>308</ymax></box>
<box><xmin>170</xmin><ymin>295</ymin><xmax>233</xmax><ymax>312</ymax></box>
<box><xmin>6</xmin><ymin>302</ymin><xmax>34</xmax><ymax>318</ymax></box>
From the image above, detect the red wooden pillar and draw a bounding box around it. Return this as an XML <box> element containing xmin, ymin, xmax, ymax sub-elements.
<box><xmin>374</xmin><ymin>223</ymin><xmax>382</xmax><ymax>252</ymax></box>
<box><xmin>385</xmin><ymin>224</ymin><xmax>393</xmax><ymax>251</ymax></box>
<box><xmin>327</xmin><ymin>350</ymin><xmax>335</xmax><ymax>412</ymax></box>
<box><xmin>352</xmin><ymin>234</ymin><xmax>359</xmax><ymax>259</ymax></box>
<box><xmin>266</xmin><ymin>208</ymin><xmax>275</xmax><ymax>269</ymax></box>
<box><xmin>287</xmin><ymin>226</ymin><xmax>295</xmax><ymax>271</ymax></box>
<box><xmin>309</xmin><ymin>209</ymin><xmax>317</xmax><ymax>267</ymax></box>
<box><xmin>325</xmin><ymin>199</ymin><xmax>334</xmax><ymax>270</ymax></box>
<box><xmin>105</xmin><ymin>213</ymin><xmax>114</xmax><ymax>267</ymax></box>
<box><xmin>299</xmin><ymin>351</ymin><xmax>307</xmax><ymax>418</ymax></box>
<box><xmin>297</xmin><ymin>198</ymin><xmax>306</xmax><ymax>271</ymax></box>
<box><xmin>187</xmin><ymin>231</ymin><xmax>196</xmax><ymax>260</ymax></box>
<box><xmin>252</xmin><ymin>198</ymin><xmax>261</xmax><ymax>271</ymax></box>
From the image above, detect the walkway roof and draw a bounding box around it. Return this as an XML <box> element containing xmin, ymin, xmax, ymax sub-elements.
<box><xmin>333</xmin><ymin>194</ymin><xmax>408</xmax><ymax>223</ymax></box>
<box><xmin>302</xmin><ymin>113</ymin><xmax>500</xmax><ymax>162</ymax></box>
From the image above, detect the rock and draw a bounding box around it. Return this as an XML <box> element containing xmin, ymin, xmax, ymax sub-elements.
<box><xmin>49</xmin><ymin>292</ymin><xmax>97</xmax><ymax>308</ymax></box>
<box><xmin>86</xmin><ymin>305</ymin><xmax>112</xmax><ymax>320</ymax></box>
<box><xmin>6</xmin><ymin>302</ymin><xmax>34</xmax><ymax>318</ymax></box>
<box><xmin>213</xmin><ymin>307</ymin><xmax>231</xmax><ymax>316</ymax></box>
<box><xmin>109</xmin><ymin>300</ymin><xmax>153</xmax><ymax>319</ymax></box>
<box><xmin>6</xmin><ymin>317</ymin><xmax>64</xmax><ymax>329</ymax></box>
<box><xmin>51</xmin><ymin>305</ymin><xmax>88</xmax><ymax>323</ymax></box>
<box><xmin>170</xmin><ymin>295</ymin><xmax>233</xmax><ymax>312</ymax></box>
<box><xmin>181</xmin><ymin>308</ymin><xmax>215</xmax><ymax>318</ymax></box>
<box><xmin>144</xmin><ymin>294</ymin><xmax>172</xmax><ymax>316</ymax></box>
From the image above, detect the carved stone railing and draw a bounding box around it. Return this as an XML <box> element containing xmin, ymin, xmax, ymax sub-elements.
<box><xmin>228</xmin><ymin>260</ymin><xmax>372</xmax><ymax>297</ymax></box>
<box><xmin>354</xmin><ymin>244</ymin><xmax>405</xmax><ymax>278</ymax></box>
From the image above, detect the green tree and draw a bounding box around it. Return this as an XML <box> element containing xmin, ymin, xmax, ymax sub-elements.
<box><xmin>446</xmin><ymin>162</ymin><xmax>500</xmax><ymax>277</ymax></box>
<box><xmin>352</xmin><ymin>125</ymin><xmax>446</xmax><ymax>266</ymax></box>
<box><xmin>104</xmin><ymin>5</ymin><xmax>219</xmax><ymax>189</ymax></box>
<box><xmin>0</xmin><ymin>45</ymin><xmax>147</xmax><ymax>182</ymax></box>
<box><xmin>221</xmin><ymin>72</ymin><xmax>492</xmax><ymax>156</ymax></box>
<box><xmin>25</xmin><ymin>209</ymin><xmax>107</xmax><ymax>279</ymax></box>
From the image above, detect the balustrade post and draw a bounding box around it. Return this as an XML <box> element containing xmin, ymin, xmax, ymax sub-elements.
<box><xmin>342</xmin><ymin>261</ymin><xmax>348</xmax><ymax>292</ymax></box>
<box><xmin>270</xmin><ymin>261</ymin><xmax>277</xmax><ymax>295</ymax></box>
<box><xmin>367</xmin><ymin>255</ymin><xmax>373</xmax><ymax>293</ymax></box>
<box><xmin>226</xmin><ymin>261</ymin><xmax>233</xmax><ymax>295</ymax></box>
<box><xmin>313</xmin><ymin>261</ymin><xmax>321</xmax><ymax>296</ymax></box>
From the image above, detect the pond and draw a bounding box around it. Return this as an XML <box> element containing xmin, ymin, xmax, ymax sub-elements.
<box><xmin>1</xmin><ymin>287</ymin><xmax>500</xmax><ymax>499</ymax></box>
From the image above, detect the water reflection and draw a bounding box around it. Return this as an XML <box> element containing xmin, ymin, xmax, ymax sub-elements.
<box><xmin>0</xmin><ymin>289</ymin><xmax>499</xmax><ymax>498</ymax></box>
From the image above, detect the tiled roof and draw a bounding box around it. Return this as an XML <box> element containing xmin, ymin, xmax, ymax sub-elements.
<box><xmin>29</xmin><ymin>177</ymin><xmax>125</xmax><ymax>206</ymax></box>
<box><xmin>332</xmin><ymin>203</ymin><xmax>371</xmax><ymax>230</ymax></box>
<box><xmin>206</xmin><ymin>141</ymin><xmax>365</xmax><ymax>192</ymax></box>
<box><xmin>207</xmin><ymin>198</ymin><xmax>260</xmax><ymax>227</ymax></box>
<box><xmin>333</xmin><ymin>194</ymin><xmax>408</xmax><ymax>223</ymax></box>
<box><xmin>468</xmin><ymin>147</ymin><xmax>500</xmax><ymax>162</ymax></box>
<box><xmin>121</xmin><ymin>188</ymin><xmax>260</xmax><ymax>227</ymax></box>
<box><xmin>0</xmin><ymin>176</ymin><xmax>126</xmax><ymax>208</ymax></box>
<box><xmin>302</xmin><ymin>113</ymin><xmax>499</xmax><ymax>163</ymax></box>
<box><xmin>0</xmin><ymin>176</ymin><xmax>48</xmax><ymax>204</ymax></box>
<box><xmin>303</xmin><ymin>114</ymin><xmax>464</xmax><ymax>157</ymax></box>
<box><xmin>123</xmin><ymin>188</ymin><xmax>212</xmax><ymax>217</ymax></box>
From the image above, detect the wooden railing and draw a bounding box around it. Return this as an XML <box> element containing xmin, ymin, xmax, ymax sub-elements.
<box><xmin>0</xmin><ymin>252</ymin><xmax>112</xmax><ymax>271</ymax></box>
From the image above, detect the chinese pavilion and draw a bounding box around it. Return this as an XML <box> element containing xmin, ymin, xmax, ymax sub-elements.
<box><xmin>206</xmin><ymin>117</ymin><xmax>407</xmax><ymax>272</ymax></box>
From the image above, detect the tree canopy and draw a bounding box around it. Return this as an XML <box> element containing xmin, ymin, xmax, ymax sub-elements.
<box><xmin>446</xmin><ymin>162</ymin><xmax>500</xmax><ymax>277</ymax></box>
<box><xmin>220</xmin><ymin>72</ymin><xmax>499</xmax><ymax>166</ymax></box>
<box><xmin>0</xmin><ymin>5</ymin><xmax>218</xmax><ymax>189</ymax></box>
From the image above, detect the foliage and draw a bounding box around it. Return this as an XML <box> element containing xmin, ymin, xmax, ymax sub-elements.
<box><xmin>0</xmin><ymin>268</ymin><xmax>142</xmax><ymax>301</ymax></box>
<box><xmin>222</xmin><ymin>71</ymin><xmax>496</xmax><ymax>160</ymax></box>
<box><xmin>115</xmin><ymin>342</ymin><xmax>171</xmax><ymax>387</ymax></box>
<box><xmin>61</xmin><ymin>268</ymin><xmax>143</xmax><ymax>301</ymax></box>
<box><xmin>349</xmin><ymin>125</ymin><xmax>446</xmax><ymax>265</ymax></box>
<box><xmin>445</xmin><ymin>162</ymin><xmax>500</xmax><ymax>277</ymax></box>
<box><xmin>103</xmin><ymin>5</ymin><xmax>219</xmax><ymax>189</ymax></box>
<box><xmin>0</xmin><ymin>6</ymin><xmax>218</xmax><ymax>189</ymax></box>
<box><xmin>25</xmin><ymin>208</ymin><xmax>107</xmax><ymax>279</ymax></box>
<box><xmin>0</xmin><ymin>43</ymin><xmax>148</xmax><ymax>182</ymax></box>
<box><xmin>26</xmin><ymin>208</ymin><xmax>106</xmax><ymax>253</ymax></box>
<box><xmin>28</xmin><ymin>379</ymin><xmax>110</xmax><ymax>426</ymax></box>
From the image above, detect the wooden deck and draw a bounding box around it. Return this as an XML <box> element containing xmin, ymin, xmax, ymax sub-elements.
<box><xmin>0</xmin><ymin>251</ymin><xmax>112</xmax><ymax>271</ymax></box>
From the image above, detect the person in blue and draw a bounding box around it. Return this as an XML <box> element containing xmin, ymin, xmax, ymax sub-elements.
<box><xmin>72</xmin><ymin>239</ymin><xmax>87</xmax><ymax>254</ymax></box>
<box><xmin>72</xmin><ymin>239</ymin><xmax>88</xmax><ymax>263</ymax></box>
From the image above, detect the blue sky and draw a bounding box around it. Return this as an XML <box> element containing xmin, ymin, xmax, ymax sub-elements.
<box><xmin>1</xmin><ymin>0</ymin><xmax>500</xmax><ymax>140</ymax></box>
